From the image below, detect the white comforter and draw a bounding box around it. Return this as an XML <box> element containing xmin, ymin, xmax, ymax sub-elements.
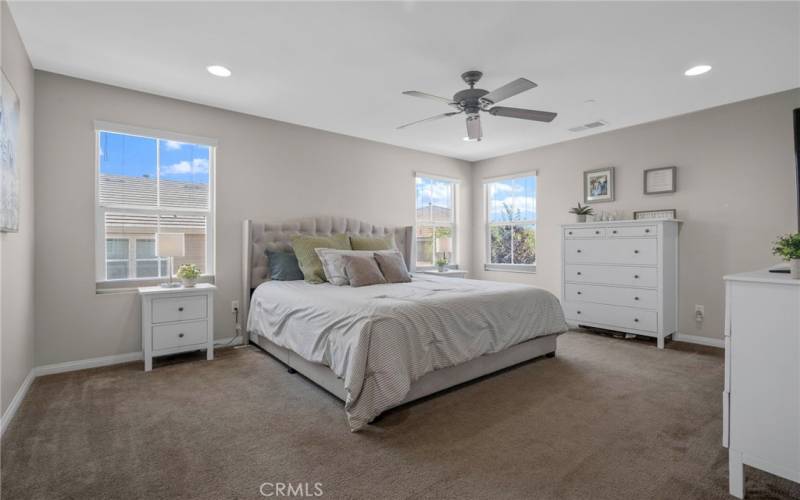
<box><xmin>247</xmin><ymin>275</ymin><xmax>568</xmax><ymax>430</ymax></box>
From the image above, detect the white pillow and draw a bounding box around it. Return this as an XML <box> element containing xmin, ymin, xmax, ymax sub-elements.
<box><xmin>314</xmin><ymin>248</ymin><xmax>375</xmax><ymax>286</ymax></box>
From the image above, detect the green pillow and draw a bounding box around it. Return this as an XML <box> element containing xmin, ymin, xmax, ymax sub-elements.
<box><xmin>350</xmin><ymin>234</ymin><xmax>396</xmax><ymax>251</ymax></box>
<box><xmin>290</xmin><ymin>234</ymin><xmax>351</xmax><ymax>283</ymax></box>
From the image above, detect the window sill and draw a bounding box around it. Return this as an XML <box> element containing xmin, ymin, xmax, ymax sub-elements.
<box><xmin>96</xmin><ymin>275</ymin><xmax>215</xmax><ymax>294</ymax></box>
<box><xmin>483</xmin><ymin>264</ymin><xmax>536</xmax><ymax>274</ymax></box>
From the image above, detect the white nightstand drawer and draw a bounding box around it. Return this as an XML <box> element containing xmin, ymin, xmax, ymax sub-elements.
<box><xmin>152</xmin><ymin>295</ymin><xmax>207</xmax><ymax>324</ymax></box>
<box><xmin>152</xmin><ymin>320</ymin><xmax>208</xmax><ymax>351</ymax></box>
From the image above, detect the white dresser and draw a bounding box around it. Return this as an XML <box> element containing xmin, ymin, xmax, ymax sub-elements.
<box><xmin>723</xmin><ymin>270</ymin><xmax>800</xmax><ymax>498</ymax></box>
<box><xmin>561</xmin><ymin>220</ymin><xmax>679</xmax><ymax>349</ymax></box>
<box><xmin>139</xmin><ymin>284</ymin><xmax>216</xmax><ymax>371</ymax></box>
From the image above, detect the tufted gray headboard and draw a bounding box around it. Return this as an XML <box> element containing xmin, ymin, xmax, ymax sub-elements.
<box><xmin>241</xmin><ymin>216</ymin><xmax>413</xmax><ymax>343</ymax></box>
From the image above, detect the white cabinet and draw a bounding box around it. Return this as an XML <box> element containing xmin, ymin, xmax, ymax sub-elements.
<box><xmin>139</xmin><ymin>284</ymin><xmax>216</xmax><ymax>371</ymax></box>
<box><xmin>723</xmin><ymin>271</ymin><xmax>800</xmax><ymax>498</ymax></box>
<box><xmin>561</xmin><ymin>220</ymin><xmax>679</xmax><ymax>349</ymax></box>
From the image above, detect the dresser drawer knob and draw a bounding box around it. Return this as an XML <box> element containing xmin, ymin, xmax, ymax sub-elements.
<box><xmin>644</xmin><ymin>229</ymin><xmax>650</xmax><ymax>233</ymax></box>
<box><xmin>634</xmin><ymin>250</ymin><xmax>639</xmax><ymax>254</ymax></box>
<box><xmin>178</xmin><ymin>307</ymin><xmax>184</xmax><ymax>312</ymax></box>
<box><xmin>577</xmin><ymin>272</ymin><xmax>582</xmax><ymax>276</ymax></box>
<box><xmin>612</xmin><ymin>230</ymin><xmax>617</xmax><ymax>234</ymax></box>
<box><xmin>577</xmin><ymin>291</ymin><xmax>582</xmax><ymax>295</ymax></box>
<box><xmin>577</xmin><ymin>249</ymin><xmax>582</xmax><ymax>253</ymax></box>
<box><xmin>568</xmin><ymin>231</ymin><xmax>573</xmax><ymax>235</ymax></box>
<box><xmin>634</xmin><ymin>318</ymin><xmax>639</xmax><ymax>323</ymax></box>
<box><xmin>634</xmin><ymin>275</ymin><xmax>639</xmax><ymax>279</ymax></box>
<box><xmin>576</xmin><ymin>310</ymin><xmax>581</xmax><ymax>315</ymax></box>
<box><xmin>634</xmin><ymin>297</ymin><xmax>639</xmax><ymax>301</ymax></box>
<box><xmin>594</xmin><ymin>230</ymin><xmax>600</xmax><ymax>235</ymax></box>
<box><xmin>178</xmin><ymin>333</ymin><xmax>185</xmax><ymax>338</ymax></box>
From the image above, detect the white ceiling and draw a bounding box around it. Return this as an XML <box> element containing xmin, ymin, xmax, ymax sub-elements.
<box><xmin>9</xmin><ymin>1</ymin><xmax>800</xmax><ymax>161</ymax></box>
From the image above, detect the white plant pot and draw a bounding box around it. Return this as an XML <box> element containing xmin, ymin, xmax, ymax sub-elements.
<box><xmin>575</xmin><ymin>214</ymin><xmax>586</xmax><ymax>223</ymax></box>
<box><xmin>181</xmin><ymin>278</ymin><xmax>197</xmax><ymax>288</ymax></box>
<box><xmin>791</xmin><ymin>259</ymin><xmax>800</xmax><ymax>279</ymax></box>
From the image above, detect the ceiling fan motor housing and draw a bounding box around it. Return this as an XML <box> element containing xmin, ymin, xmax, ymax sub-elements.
<box><xmin>453</xmin><ymin>88</ymin><xmax>490</xmax><ymax>113</ymax></box>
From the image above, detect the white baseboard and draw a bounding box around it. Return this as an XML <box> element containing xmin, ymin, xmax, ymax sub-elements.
<box><xmin>35</xmin><ymin>351</ymin><xmax>144</xmax><ymax>377</ymax></box>
<box><xmin>673</xmin><ymin>333</ymin><xmax>724</xmax><ymax>349</ymax></box>
<box><xmin>1</xmin><ymin>369</ymin><xmax>36</xmax><ymax>436</ymax></box>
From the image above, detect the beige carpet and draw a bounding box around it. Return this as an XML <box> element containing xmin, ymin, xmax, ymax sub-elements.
<box><xmin>2</xmin><ymin>331</ymin><xmax>798</xmax><ymax>500</ymax></box>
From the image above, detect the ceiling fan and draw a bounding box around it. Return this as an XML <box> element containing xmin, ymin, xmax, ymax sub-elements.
<box><xmin>398</xmin><ymin>70</ymin><xmax>557</xmax><ymax>141</ymax></box>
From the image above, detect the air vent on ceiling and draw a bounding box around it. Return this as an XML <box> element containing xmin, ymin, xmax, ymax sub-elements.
<box><xmin>568</xmin><ymin>120</ymin><xmax>608</xmax><ymax>133</ymax></box>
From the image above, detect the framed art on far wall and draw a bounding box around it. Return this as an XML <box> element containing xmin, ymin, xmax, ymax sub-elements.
<box><xmin>644</xmin><ymin>166</ymin><xmax>676</xmax><ymax>194</ymax></box>
<box><xmin>584</xmin><ymin>167</ymin><xmax>615</xmax><ymax>203</ymax></box>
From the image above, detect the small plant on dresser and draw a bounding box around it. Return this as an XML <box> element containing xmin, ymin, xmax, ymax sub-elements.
<box><xmin>177</xmin><ymin>263</ymin><xmax>201</xmax><ymax>287</ymax></box>
<box><xmin>772</xmin><ymin>232</ymin><xmax>800</xmax><ymax>278</ymax></box>
<box><xmin>568</xmin><ymin>203</ymin><xmax>594</xmax><ymax>223</ymax></box>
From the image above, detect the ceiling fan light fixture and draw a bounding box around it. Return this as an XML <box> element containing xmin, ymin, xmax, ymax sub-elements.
<box><xmin>466</xmin><ymin>114</ymin><xmax>482</xmax><ymax>141</ymax></box>
<box><xmin>684</xmin><ymin>64</ymin><xmax>712</xmax><ymax>76</ymax></box>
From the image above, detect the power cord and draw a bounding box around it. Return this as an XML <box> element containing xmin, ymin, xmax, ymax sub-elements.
<box><xmin>215</xmin><ymin>305</ymin><xmax>243</xmax><ymax>348</ymax></box>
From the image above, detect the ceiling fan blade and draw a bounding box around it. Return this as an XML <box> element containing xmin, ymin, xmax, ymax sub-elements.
<box><xmin>466</xmin><ymin>114</ymin><xmax>482</xmax><ymax>141</ymax></box>
<box><xmin>481</xmin><ymin>78</ymin><xmax>537</xmax><ymax>105</ymax></box>
<box><xmin>402</xmin><ymin>91</ymin><xmax>456</xmax><ymax>106</ymax></box>
<box><xmin>488</xmin><ymin>106</ymin><xmax>557</xmax><ymax>122</ymax></box>
<box><xmin>397</xmin><ymin>111</ymin><xmax>461</xmax><ymax>130</ymax></box>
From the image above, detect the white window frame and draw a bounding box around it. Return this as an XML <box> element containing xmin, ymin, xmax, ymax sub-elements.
<box><xmin>413</xmin><ymin>172</ymin><xmax>459</xmax><ymax>270</ymax></box>
<box><xmin>94</xmin><ymin>122</ymin><xmax>217</xmax><ymax>290</ymax></box>
<box><xmin>484</xmin><ymin>171</ymin><xmax>537</xmax><ymax>273</ymax></box>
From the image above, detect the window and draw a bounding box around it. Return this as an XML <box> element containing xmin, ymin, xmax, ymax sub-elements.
<box><xmin>95</xmin><ymin>124</ymin><xmax>214</xmax><ymax>286</ymax></box>
<box><xmin>485</xmin><ymin>173</ymin><xmax>537</xmax><ymax>272</ymax></box>
<box><xmin>415</xmin><ymin>175</ymin><xmax>456</xmax><ymax>268</ymax></box>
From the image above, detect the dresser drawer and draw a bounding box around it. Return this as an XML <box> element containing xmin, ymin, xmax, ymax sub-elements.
<box><xmin>607</xmin><ymin>225</ymin><xmax>657</xmax><ymax>238</ymax></box>
<box><xmin>564</xmin><ymin>301</ymin><xmax>658</xmax><ymax>333</ymax></box>
<box><xmin>565</xmin><ymin>265</ymin><xmax>657</xmax><ymax>288</ymax></box>
<box><xmin>152</xmin><ymin>295</ymin><xmax>207</xmax><ymax>324</ymax></box>
<box><xmin>565</xmin><ymin>238</ymin><xmax>658</xmax><ymax>265</ymax></box>
<box><xmin>564</xmin><ymin>227</ymin><xmax>606</xmax><ymax>239</ymax></box>
<box><xmin>152</xmin><ymin>320</ymin><xmax>208</xmax><ymax>351</ymax></box>
<box><xmin>565</xmin><ymin>283</ymin><xmax>658</xmax><ymax>310</ymax></box>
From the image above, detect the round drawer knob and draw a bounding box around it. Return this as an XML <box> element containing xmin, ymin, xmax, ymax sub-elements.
<box><xmin>577</xmin><ymin>272</ymin><xmax>582</xmax><ymax>275</ymax></box>
<box><xmin>577</xmin><ymin>249</ymin><xmax>582</xmax><ymax>253</ymax></box>
<box><xmin>594</xmin><ymin>230</ymin><xmax>600</xmax><ymax>234</ymax></box>
<box><xmin>178</xmin><ymin>307</ymin><xmax>184</xmax><ymax>312</ymax></box>
<box><xmin>634</xmin><ymin>297</ymin><xmax>639</xmax><ymax>301</ymax></box>
<box><xmin>645</xmin><ymin>229</ymin><xmax>650</xmax><ymax>233</ymax></box>
<box><xmin>178</xmin><ymin>333</ymin><xmax>185</xmax><ymax>338</ymax></box>
<box><xmin>577</xmin><ymin>311</ymin><xmax>581</xmax><ymax>315</ymax></box>
<box><xmin>612</xmin><ymin>230</ymin><xmax>617</xmax><ymax>234</ymax></box>
<box><xmin>634</xmin><ymin>250</ymin><xmax>639</xmax><ymax>254</ymax></box>
<box><xmin>634</xmin><ymin>318</ymin><xmax>639</xmax><ymax>323</ymax></box>
<box><xmin>568</xmin><ymin>231</ymin><xmax>573</xmax><ymax>235</ymax></box>
<box><xmin>577</xmin><ymin>291</ymin><xmax>582</xmax><ymax>295</ymax></box>
<box><xmin>634</xmin><ymin>275</ymin><xmax>640</xmax><ymax>279</ymax></box>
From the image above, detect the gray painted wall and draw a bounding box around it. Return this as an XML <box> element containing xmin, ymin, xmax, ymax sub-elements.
<box><xmin>1</xmin><ymin>1</ymin><xmax>36</xmax><ymax>415</ymax></box>
<box><xmin>470</xmin><ymin>89</ymin><xmax>800</xmax><ymax>343</ymax></box>
<box><xmin>33</xmin><ymin>71</ymin><xmax>472</xmax><ymax>366</ymax></box>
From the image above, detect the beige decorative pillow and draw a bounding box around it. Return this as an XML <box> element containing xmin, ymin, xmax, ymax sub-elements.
<box><xmin>342</xmin><ymin>254</ymin><xmax>387</xmax><ymax>287</ymax></box>
<box><xmin>290</xmin><ymin>234</ymin><xmax>351</xmax><ymax>283</ymax></box>
<box><xmin>315</xmin><ymin>248</ymin><xmax>376</xmax><ymax>286</ymax></box>
<box><xmin>374</xmin><ymin>251</ymin><xmax>411</xmax><ymax>283</ymax></box>
<box><xmin>350</xmin><ymin>234</ymin><xmax>396</xmax><ymax>251</ymax></box>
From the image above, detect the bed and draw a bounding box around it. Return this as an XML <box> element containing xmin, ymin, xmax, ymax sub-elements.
<box><xmin>242</xmin><ymin>217</ymin><xmax>569</xmax><ymax>431</ymax></box>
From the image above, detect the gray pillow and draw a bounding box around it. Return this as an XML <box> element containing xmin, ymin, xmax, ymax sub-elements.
<box><xmin>342</xmin><ymin>254</ymin><xmax>387</xmax><ymax>287</ymax></box>
<box><xmin>374</xmin><ymin>251</ymin><xmax>411</xmax><ymax>283</ymax></box>
<box><xmin>266</xmin><ymin>249</ymin><xmax>304</xmax><ymax>281</ymax></box>
<box><xmin>315</xmin><ymin>248</ymin><xmax>376</xmax><ymax>286</ymax></box>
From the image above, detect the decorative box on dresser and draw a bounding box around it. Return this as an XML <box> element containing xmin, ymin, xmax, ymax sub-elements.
<box><xmin>139</xmin><ymin>284</ymin><xmax>216</xmax><ymax>371</ymax></box>
<box><xmin>723</xmin><ymin>270</ymin><xmax>799</xmax><ymax>498</ymax></box>
<box><xmin>561</xmin><ymin>220</ymin><xmax>679</xmax><ymax>349</ymax></box>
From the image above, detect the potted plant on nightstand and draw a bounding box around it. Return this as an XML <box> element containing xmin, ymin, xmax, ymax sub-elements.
<box><xmin>435</xmin><ymin>257</ymin><xmax>449</xmax><ymax>273</ymax></box>
<box><xmin>568</xmin><ymin>203</ymin><xmax>594</xmax><ymax>223</ymax></box>
<box><xmin>773</xmin><ymin>233</ymin><xmax>800</xmax><ymax>279</ymax></box>
<box><xmin>176</xmin><ymin>264</ymin><xmax>201</xmax><ymax>287</ymax></box>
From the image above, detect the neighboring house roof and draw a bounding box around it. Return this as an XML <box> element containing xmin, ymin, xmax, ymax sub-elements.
<box><xmin>100</xmin><ymin>174</ymin><xmax>207</xmax><ymax>231</ymax></box>
<box><xmin>416</xmin><ymin>205</ymin><xmax>453</xmax><ymax>223</ymax></box>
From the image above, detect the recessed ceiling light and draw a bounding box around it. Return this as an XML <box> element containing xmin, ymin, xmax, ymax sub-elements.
<box><xmin>684</xmin><ymin>65</ymin><xmax>712</xmax><ymax>77</ymax></box>
<box><xmin>206</xmin><ymin>65</ymin><xmax>232</xmax><ymax>77</ymax></box>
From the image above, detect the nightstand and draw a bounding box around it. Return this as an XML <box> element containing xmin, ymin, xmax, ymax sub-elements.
<box><xmin>139</xmin><ymin>284</ymin><xmax>216</xmax><ymax>371</ymax></box>
<box><xmin>418</xmin><ymin>269</ymin><xmax>469</xmax><ymax>279</ymax></box>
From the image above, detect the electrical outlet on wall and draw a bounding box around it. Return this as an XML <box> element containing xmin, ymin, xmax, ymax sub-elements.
<box><xmin>231</xmin><ymin>300</ymin><xmax>239</xmax><ymax>313</ymax></box>
<box><xmin>695</xmin><ymin>305</ymin><xmax>705</xmax><ymax>323</ymax></box>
